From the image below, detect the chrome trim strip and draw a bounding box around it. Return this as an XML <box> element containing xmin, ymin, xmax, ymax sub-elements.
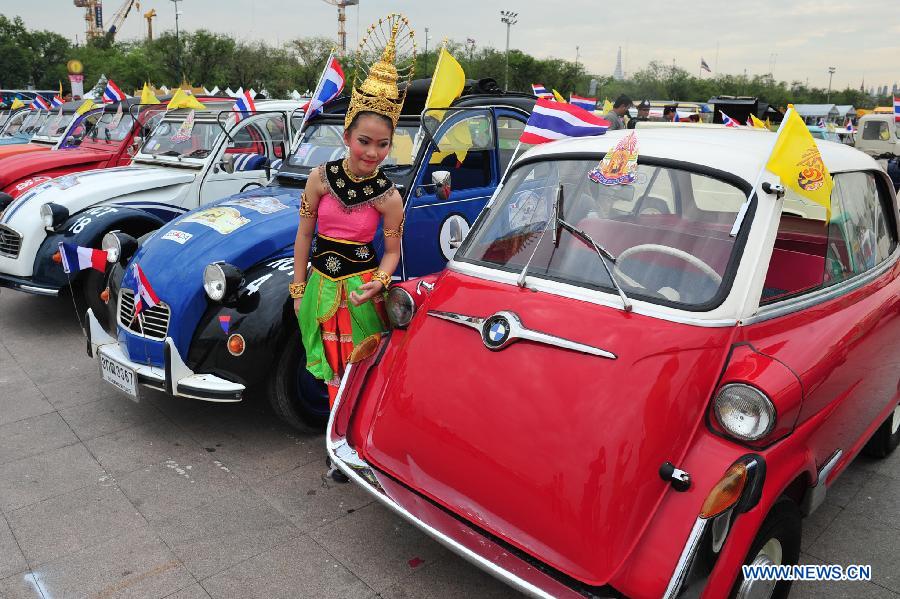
<box><xmin>428</xmin><ymin>309</ymin><xmax>617</xmax><ymax>359</ymax></box>
<box><xmin>18</xmin><ymin>285</ymin><xmax>59</xmax><ymax>296</ymax></box>
<box><xmin>448</xmin><ymin>260</ymin><xmax>739</xmax><ymax>328</ymax></box>
<box><xmin>744</xmin><ymin>249</ymin><xmax>899</xmax><ymax>325</ymax></box>
<box><xmin>662</xmin><ymin>518</ymin><xmax>708</xmax><ymax>599</ymax></box>
<box><xmin>326</xmin><ymin>366</ymin><xmax>564</xmax><ymax>599</ymax></box>
<box><xmin>802</xmin><ymin>449</ymin><xmax>843</xmax><ymax>516</ymax></box>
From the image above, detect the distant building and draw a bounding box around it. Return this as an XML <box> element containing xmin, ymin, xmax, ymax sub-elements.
<box><xmin>793</xmin><ymin>104</ymin><xmax>840</xmax><ymax>125</ymax></box>
<box><xmin>613</xmin><ymin>47</ymin><xmax>624</xmax><ymax>81</ymax></box>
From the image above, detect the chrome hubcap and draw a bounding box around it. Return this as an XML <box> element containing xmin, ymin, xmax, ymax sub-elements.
<box><xmin>891</xmin><ymin>405</ymin><xmax>900</xmax><ymax>435</ymax></box>
<box><xmin>736</xmin><ymin>538</ymin><xmax>783</xmax><ymax>599</ymax></box>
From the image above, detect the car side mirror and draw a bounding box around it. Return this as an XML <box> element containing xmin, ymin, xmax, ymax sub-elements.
<box><xmin>432</xmin><ymin>170</ymin><xmax>451</xmax><ymax>201</ymax></box>
<box><xmin>221</xmin><ymin>153</ymin><xmax>235</xmax><ymax>174</ymax></box>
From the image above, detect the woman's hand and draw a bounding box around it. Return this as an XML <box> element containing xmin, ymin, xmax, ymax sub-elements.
<box><xmin>294</xmin><ymin>297</ymin><xmax>302</xmax><ymax>315</ymax></box>
<box><xmin>349</xmin><ymin>280</ymin><xmax>384</xmax><ymax>306</ymax></box>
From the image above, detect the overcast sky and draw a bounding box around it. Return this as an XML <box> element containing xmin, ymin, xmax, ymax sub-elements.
<box><xmin>8</xmin><ymin>0</ymin><xmax>899</xmax><ymax>91</ymax></box>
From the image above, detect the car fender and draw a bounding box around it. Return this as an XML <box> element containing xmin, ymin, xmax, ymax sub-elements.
<box><xmin>32</xmin><ymin>206</ymin><xmax>166</xmax><ymax>288</ymax></box>
<box><xmin>186</xmin><ymin>252</ymin><xmax>298</xmax><ymax>388</ymax></box>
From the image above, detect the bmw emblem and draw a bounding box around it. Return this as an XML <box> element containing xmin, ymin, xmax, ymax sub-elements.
<box><xmin>481</xmin><ymin>314</ymin><xmax>512</xmax><ymax>350</ymax></box>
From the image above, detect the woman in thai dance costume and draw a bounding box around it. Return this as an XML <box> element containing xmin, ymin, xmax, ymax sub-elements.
<box><xmin>291</xmin><ymin>15</ymin><xmax>416</xmax><ymax>409</ymax></box>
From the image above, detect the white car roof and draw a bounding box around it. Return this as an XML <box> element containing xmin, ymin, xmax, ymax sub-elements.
<box><xmin>520</xmin><ymin>125</ymin><xmax>880</xmax><ymax>183</ymax></box>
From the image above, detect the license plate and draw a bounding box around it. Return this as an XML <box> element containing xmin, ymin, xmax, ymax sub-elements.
<box><xmin>98</xmin><ymin>352</ymin><xmax>139</xmax><ymax>401</ymax></box>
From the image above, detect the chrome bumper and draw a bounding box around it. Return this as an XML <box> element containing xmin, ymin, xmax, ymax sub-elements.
<box><xmin>86</xmin><ymin>308</ymin><xmax>245</xmax><ymax>402</ymax></box>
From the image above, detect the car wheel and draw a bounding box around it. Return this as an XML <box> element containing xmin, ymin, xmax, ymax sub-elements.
<box><xmin>638</xmin><ymin>197</ymin><xmax>671</xmax><ymax>216</ymax></box>
<box><xmin>267</xmin><ymin>325</ymin><xmax>330</xmax><ymax>432</ymax></box>
<box><xmin>732</xmin><ymin>499</ymin><xmax>801</xmax><ymax>599</ymax></box>
<box><xmin>79</xmin><ymin>268</ymin><xmax>109</xmax><ymax>328</ymax></box>
<box><xmin>863</xmin><ymin>404</ymin><xmax>900</xmax><ymax>458</ymax></box>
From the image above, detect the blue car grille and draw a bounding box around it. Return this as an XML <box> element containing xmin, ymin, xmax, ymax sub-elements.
<box><xmin>118</xmin><ymin>288</ymin><xmax>170</xmax><ymax>340</ymax></box>
<box><xmin>0</xmin><ymin>224</ymin><xmax>22</xmax><ymax>258</ymax></box>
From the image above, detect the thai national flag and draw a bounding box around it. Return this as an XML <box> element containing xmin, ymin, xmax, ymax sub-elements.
<box><xmin>531</xmin><ymin>83</ymin><xmax>552</xmax><ymax>99</ymax></box>
<box><xmin>845</xmin><ymin>119</ymin><xmax>854</xmax><ymax>132</ymax></box>
<box><xmin>894</xmin><ymin>96</ymin><xmax>900</xmax><ymax>123</ymax></box>
<box><xmin>519</xmin><ymin>98</ymin><xmax>610</xmax><ymax>144</ymax></box>
<box><xmin>304</xmin><ymin>56</ymin><xmax>344</xmax><ymax>121</ymax></box>
<box><xmin>50</xmin><ymin>95</ymin><xmax>64</xmax><ymax>109</ymax></box>
<box><xmin>721</xmin><ymin>112</ymin><xmax>741</xmax><ymax>128</ymax></box>
<box><xmin>102</xmin><ymin>80</ymin><xmax>127</xmax><ymax>103</ymax></box>
<box><xmin>58</xmin><ymin>242</ymin><xmax>107</xmax><ymax>274</ymax></box>
<box><xmin>30</xmin><ymin>95</ymin><xmax>50</xmax><ymax>111</ymax></box>
<box><xmin>569</xmin><ymin>94</ymin><xmax>597</xmax><ymax>111</ymax></box>
<box><xmin>132</xmin><ymin>263</ymin><xmax>160</xmax><ymax>316</ymax></box>
<box><xmin>233</xmin><ymin>89</ymin><xmax>257</xmax><ymax>122</ymax></box>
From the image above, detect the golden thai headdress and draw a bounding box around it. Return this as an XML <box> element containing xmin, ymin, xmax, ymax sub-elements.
<box><xmin>345</xmin><ymin>13</ymin><xmax>416</xmax><ymax>130</ymax></box>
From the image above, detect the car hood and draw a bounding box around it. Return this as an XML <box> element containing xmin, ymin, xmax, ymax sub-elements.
<box><xmin>0</xmin><ymin>147</ymin><xmax>115</xmax><ymax>190</ymax></box>
<box><xmin>0</xmin><ymin>142</ymin><xmax>47</xmax><ymax>155</ymax></box>
<box><xmin>356</xmin><ymin>270</ymin><xmax>737</xmax><ymax>585</ymax></box>
<box><xmin>0</xmin><ymin>166</ymin><xmax>196</xmax><ymax>230</ymax></box>
<box><xmin>124</xmin><ymin>185</ymin><xmax>301</xmax><ymax>359</ymax></box>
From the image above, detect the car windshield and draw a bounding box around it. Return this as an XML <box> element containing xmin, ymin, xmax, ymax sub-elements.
<box><xmin>284</xmin><ymin>122</ymin><xmax>418</xmax><ymax>171</ymax></box>
<box><xmin>33</xmin><ymin>111</ymin><xmax>73</xmax><ymax>139</ymax></box>
<box><xmin>14</xmin><ymin>111</ymin><xmax>48</xmax><ymax>136</ymax></box>
<box><xmin>83</xmin><ymin>111</ymin><xmax>136</xmax><ymax>142</ymax></box>
<box><xmin>140</xmin><ymin>119</ymin><xmax>221</xmax><ymax>159</ymax></box>
<box><xmin>455</xmin><ymin>158</ymin><xmax>749</xmax><ymax>308</ymax></box>
<box><xmin>0</xmin><ymin>111</ymin><xmax>31</xmax><ymax>137</ymax></box>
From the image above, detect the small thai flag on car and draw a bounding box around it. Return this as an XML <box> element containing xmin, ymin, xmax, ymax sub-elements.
<box><xmin>102</xmin><ymin>80</ymin><xmax>127</xmax><ymax>104</ymax></box>
<box><xmin>304</xmin><ymin>55</ymin><xmax>345</xmax><ymax>121</ymax></box>
<box><xmin>894</xmin><ymin>96</ymin><xmax>900</xmax><ymax>123</ymax></box>
<box><xmin>569</xmin><ymin>94</ymin><xmax>598</xmax><ymax>111</ymax></box>
<box><xmin>233</xmin><ymin>89</ymin><xmax>257</xmax><ymax>122</ymax></box>
<box><xmin>519</xmin><ymin>98</ymin><xmax>610</xmax><ymax>144</ymax></box>
<box><xmin>50</xmin><ymin>95</ymin><xmax>64</xmax><ymax>109</ymax></box>
<box><xmin>30</xmin><ymin>95</ymin><xmax>50</xmax><ymax>111</ymax></box>
<box><xmin>721</xmin><ymin>112</ymin><xmax>741</xmax><ymax>128</ymax></box>
<box><xmin>132</xmin><ymin>263</ymin><xmax>160</xmax><ymax>316</ymax></box>
<box><xmin>58</xmin><ymin>242</ymin><xmax>108</xmax><ymax>274</ymax></box>
<box><xmin>531</xmin><ymin>83</ymin><xmax>553</xmax><ymax>99</ymax></box>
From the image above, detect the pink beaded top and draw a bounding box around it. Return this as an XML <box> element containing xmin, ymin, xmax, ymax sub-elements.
<box><xmin>316</xmin><ymin>192</ymin><xmax>381</xmax><ymax>243</ymax></box>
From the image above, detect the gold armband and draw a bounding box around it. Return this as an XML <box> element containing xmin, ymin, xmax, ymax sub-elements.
<box><xmin>298</xmin><ymin>192</ymin><xmax>316</xmax><ymax>218</ymax></box>
<box><xmin>383</xmin><ymin>217</ymin><xmax>404</xmax><ymax>238</ymax></box>
<box><xmin>288</xmin><ymin>282</ymin><xmax>306</xmax><ymax>299</ymax></box>
<box><xmin>371</xmin><ymin>269</ymin><xmax>391</xmax><ymax>288</ymax></box>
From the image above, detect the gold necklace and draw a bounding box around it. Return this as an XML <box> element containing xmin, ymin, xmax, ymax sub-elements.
<box><xmin>342</xmin><ymin>157</ymin><xmax>378</xmax><ymax>183</ymax></box>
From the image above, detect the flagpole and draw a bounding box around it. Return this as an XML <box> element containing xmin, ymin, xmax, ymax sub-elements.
<box><xmin>299</xmin><ymin>50</ymin><xmax>335</xmax><ymax>134</ymax></box>
<box><xmin>729</xmin><ymin>107</ymin><xmax>793</xmax><ymax>236</ymax></box>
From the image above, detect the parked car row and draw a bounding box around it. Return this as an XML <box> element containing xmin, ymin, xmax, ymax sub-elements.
<box><xmin>1</xmin><ymin>84</ymin><xmax>898</xmax><ymax>599</ymax></box>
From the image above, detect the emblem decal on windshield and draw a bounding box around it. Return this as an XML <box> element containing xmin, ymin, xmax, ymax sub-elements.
<box><xmin>428</xmin><ymin>310</ymin><xmax>616</xmax><ymax>359</ymax></box>
<box><xmin>589</xmin><ymin>131</ymin><xmax>638</xmax><ymax>186</ymax></box>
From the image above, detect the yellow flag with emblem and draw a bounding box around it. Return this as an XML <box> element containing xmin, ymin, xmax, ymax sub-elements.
<box><xmin>140</xmin><ymin>83</ymin><xmax>160</xmax><ymax>105</ymax></box>
<box><xmin>766</xmin><ymin>108</ymin><xmax>833</xmax><ymax>219</ymax></box>
<box><xmin>552</xmin><ymin>89</ymin><xmax>567</xmax><ymax>103</ymax></box>
<box><xmin>602</xmin><ymin>98</ymin><xmax>614</xmax><ymax>113</ymax></box>
<box><xmin>425</xmin><ymin>48</ymin><xmax>466</xmax><ymax>114</ymax></box>
<box><xmin>10</xmin><ymin>98</ymin><xmax>25</xmax><ymax>110</ymax></box>
<box><xmin>75</xmin><ymin>99</ymin><xmax>95</xmax><ymax>115</ymax></box>
<box><xmin>749</xmin><ymin>114</ymin><xmax>766</xmax><ymax>129</ymax></box>
<box><xmin>167</xmin><ymin>88</ymin><xmax>206</xmax><ymax>110</ymax></box>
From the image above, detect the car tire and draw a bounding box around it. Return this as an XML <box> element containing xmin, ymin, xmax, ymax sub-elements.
<box><xmin>862</xmin><ymin>404</ymin><xmax>900</xmax><ymax>458</ymax></box>
<box><xmin>731</xmin><ymin>498</ymin><xmax>802</xmax><ymax>599</ymax></box>
<box><xmin>267</xmin><ymin>325</ymin><xmax>330</xmax><ymax>432</ymax></box>
<box><xmin>79</xmin><ymin>268</ymin><xmax>109</xmax><ymax>328</ymax></box>
<box><xmin>638</xmin><ymin>197</ymin><xmax>671</xmax><ymax>216</ymax></box>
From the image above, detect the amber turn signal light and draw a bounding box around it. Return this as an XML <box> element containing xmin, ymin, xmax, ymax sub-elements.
<box><xmin>100</xmin><ymin>287</ymin><xmax>110</xmax><ymax>304</ymax></box>
<box><xmin>226</xmin><ymin>334</ymin><xmax>245</xmax><ymax>356</ymax></box>
<box><xmin>699</xmin><ymin>462</ymin><xmax>748</xmax><ymax>519</ymax></box>
<box><xmin>51</xmin><ymin>251</ymin><xmax>61</xmax><ymax>263</ymax></box>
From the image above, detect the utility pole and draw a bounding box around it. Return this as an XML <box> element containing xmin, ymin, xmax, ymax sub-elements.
<box><xmin>423</xmin><ymin>27</ymin><xmax>430</xmax><ymax>76</ymax></box>
<box><xmin>171</xmin><ymin>0</ymin><xmax>183</xmax><ymax>80</ymax></box>
<box><xmin>500</xmin><ymin>10</ymin><xmax>518</xmax><ymax>91</ymax></box>
<box><xmin>574</xmin><ymin>46</ymin><xmax>580</xmax><ymax>94</ymax></box>
<box><xmin>827</xmin><ymin>66</ymin><xmax>836</xmax><ymax>102</ymax></box>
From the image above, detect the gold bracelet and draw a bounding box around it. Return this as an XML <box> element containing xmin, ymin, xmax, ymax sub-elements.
<box><xmin>288</xmin><ymin>282</ymin><xmax>306</xmax><ymax>299</ymax></box>
<box><xmin>371</xmin><ymin>269</ymin><xmax>391</xmax><ymax>288</ymax></box>
<box><xmin>298</xmin><ymin>192</ymin><xmax>316</xmax><ymax>218</ymax></box>
<box><xmin>383</xmin><ymin>217</ymin><xmax>404</xmax><ymax>238</ymax></box>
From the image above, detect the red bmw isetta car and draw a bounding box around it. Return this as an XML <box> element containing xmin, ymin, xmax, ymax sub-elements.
<box><xmin>327</xmin><ymin>127</ymin><xmax>900</xmax><ymax>599</ymax></box>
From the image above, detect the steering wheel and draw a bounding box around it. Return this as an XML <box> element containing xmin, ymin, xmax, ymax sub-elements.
<box><xmin>614</xmin><ymin>243</ymin><xmax>722</xmax><ymax>296</ymax></box>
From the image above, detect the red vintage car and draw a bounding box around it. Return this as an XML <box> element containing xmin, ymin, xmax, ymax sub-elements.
<box><xmin>327</xmin><ymin>127</ymin><xmax>900</xmax><ymax>598</ymax></box>
<box><xmin>0</xmin><ymin>99</ymin><xmax>172</xmax><ymax>201</ymax></box>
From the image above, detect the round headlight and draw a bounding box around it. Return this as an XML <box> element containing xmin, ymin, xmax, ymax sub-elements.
<box><xmin>40</xmin><ymin>203</ymin><xmax>54</xmax><ymax>229</ymax></box>
<box><xmin>101</xmin><ymin>232</ymin><xmax>121</xmax><ymax>263</ymax></box>
<box><xmin>203</xmin><ymin>263</ymin><xmax>228</xmax><ymax>302</ymax></box>
<box><xmin>386</xmin><ymin>286</ymin><xmax>415</xmax><ymax>328</ymax></box>
<box><xmin>714</xmin><ymin>384</ymin><xmax>776</xmax><ymax>441</ymax></box>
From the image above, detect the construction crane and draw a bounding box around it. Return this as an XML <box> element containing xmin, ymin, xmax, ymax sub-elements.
<box><xmin>105</xmin><ymin>0</ymin><xmax>140</xmax><ymax>39</ymax></box>
<box><xmin>321</xmin><ymin>0</ymin><xmax>359</xmax><ymax>56</ymax></box>
<box><xmin>144</xmin><ymin>8</ymin><xmax>156</xmax><ymax>41</ymax></box>
<box><xmin>73</xmin><ymin>0</ymin><xmax>141</xmax><ymax>42</ymax></box>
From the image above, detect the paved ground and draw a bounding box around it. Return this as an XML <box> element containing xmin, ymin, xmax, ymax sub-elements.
<box><xmin>0</xmin><ymin>289</ymin><xmax>898</xmax><ymax>599</ymax></box>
